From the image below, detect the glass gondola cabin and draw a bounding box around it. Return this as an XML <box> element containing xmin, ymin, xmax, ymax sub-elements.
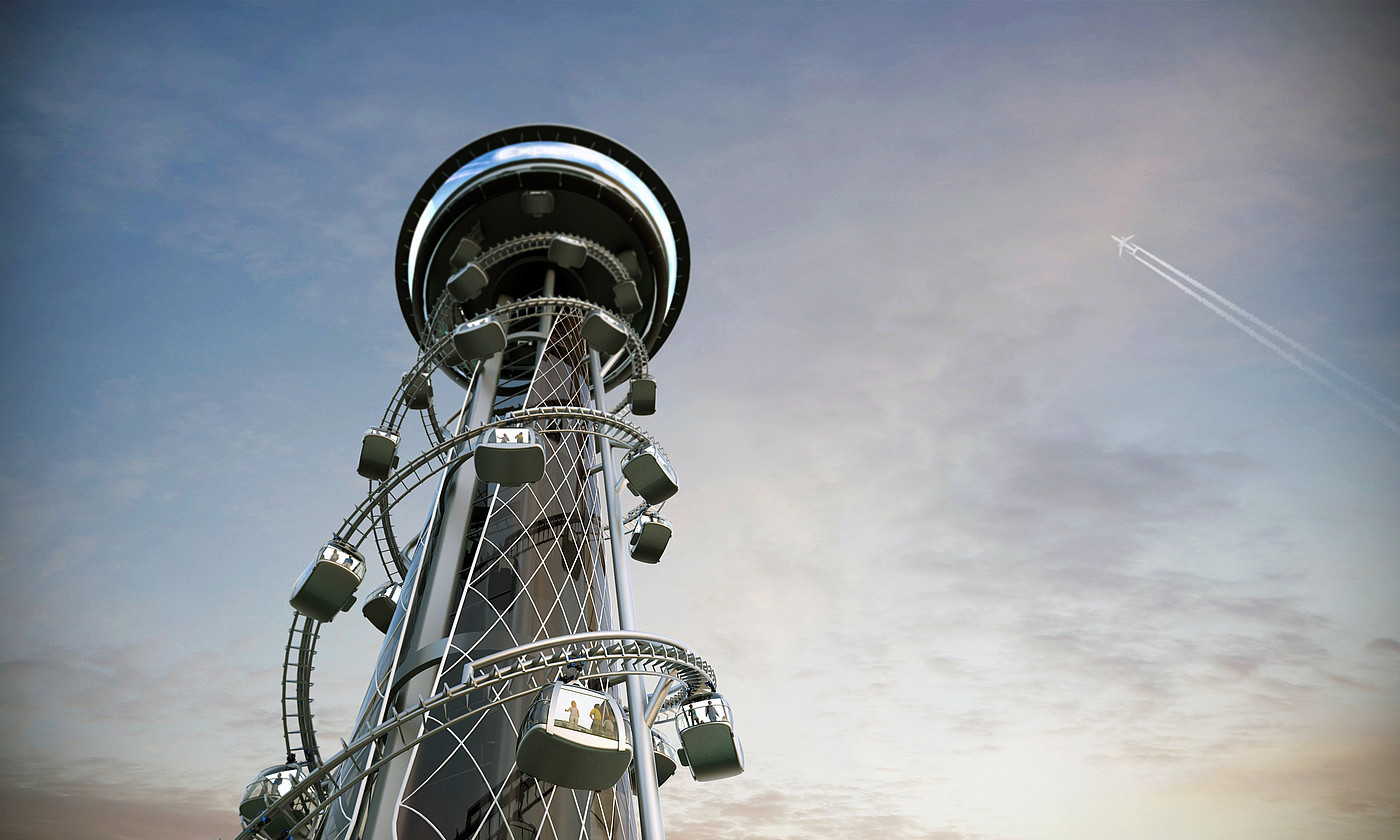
<box><xmin>678</xmin><ymin>692</ymin><xmax>744</xmax><ymax>781</ymax></box>
<box><xmin>630</xmin><ymin>374</ymin><xmax>657</xmax><ymax>416</ymax></box>
<box><xmin>361</xmin><ymin>580</ymin><xmax>401</xmax><ymax>633</ymax></box>
<box><xmin>476</xmin><ymin>426</ymin><xmax>546</xmax><ymax>485</ymax></box>
<box><xmin>651</xmin><ymin>730</ymin><xmax>679</xmax><ymax>787</ymax></box>
<box><xmin>621</xmin><ymin>444</ymin><xmax>678</xmax><ymax>504</ymax></box>
<box><xmin>580</xmin><ymin>310</ymin><xmax>629</xmax><ymax>357</ymax></box>
<box><xmin>357</xmin><ymin>427</ymin><xmax>400</xmax><ymax>481</ymax></box>
<box><xmin>516</xmin><ymin>683</ymin><xmax>632</xmax><ymax>791</ymax></box>
<box><xmin>629</xmin><ymin>512</ymin><xmax>672</xmax><ymax>564</ymax></box>
<box><xmin>289</xmin><ymin>539</ymin><xmax>366</xmax><ymax>623</ymax></box>
<box><xmin>239</xmin><ymin>763</ymin><xmax>319</xmax><ymax>840</ymax></box>
<box><xmin>451</xmin><ymin>314</ymin><xmax>506</xmax><ymax>363</ymax></box>
<box><xmin>401</xmin><ymin>370</ymin><xmax>434</xmax><ymax>410</ymax></box>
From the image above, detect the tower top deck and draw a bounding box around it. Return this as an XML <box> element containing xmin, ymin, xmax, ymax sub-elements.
<box><xmin>395</xmin><ymin>125</ymin><xmax>690</xmax><ymax>385</ymax></box>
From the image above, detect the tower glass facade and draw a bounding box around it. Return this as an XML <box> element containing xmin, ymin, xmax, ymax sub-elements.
<box><xmin>322</xmin><ymin>315</ymin><xmax>634</xmax><ymax>840</ymax></box>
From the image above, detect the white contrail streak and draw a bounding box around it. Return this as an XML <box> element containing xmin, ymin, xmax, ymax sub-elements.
<box><xmin>1134</xmin><ymin>247</ymin><xmax>1400</xmax><ymax>416</ymax></box>
<box><xmin>1117</xmin><ymin>241</ymin><xmax>1400</xmax><ymax>436</ymax></box>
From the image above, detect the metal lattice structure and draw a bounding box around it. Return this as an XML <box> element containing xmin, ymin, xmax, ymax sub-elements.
<box><xmin>237</xmin><ymin>126</ymin><xmax>742</xmax><ymax>840</ymax></box>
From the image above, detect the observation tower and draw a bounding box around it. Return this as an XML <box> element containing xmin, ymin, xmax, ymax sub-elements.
<box><xmin>234</xmin><ymin>126</ymin><xmax>743</xmax><ymax>840</ymax></box>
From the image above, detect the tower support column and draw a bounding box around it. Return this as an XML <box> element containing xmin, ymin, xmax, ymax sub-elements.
<box><xmin>589</xmin><ymin>350</ymin><xmax>666</xmax><ymax>840</ymax></box>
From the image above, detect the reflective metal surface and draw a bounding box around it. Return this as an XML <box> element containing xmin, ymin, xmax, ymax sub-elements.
<box><xmin>406</xmin><ymin>142</ymin><xmax>676</xmax><ymax>327</ymax></box>
<box><xmin>516</xmin><ymin>682</ymin><xmax>634</xmax><ymax>791</ymax></box>
<box><xmin>240</xmin><ymin>764</ymin><xmax>319</xmax><ymax>840</ymax></box>
<box><xmin>621</xmin><ymin>446</ymin><xmax>679</xmax><ymax>504</ymax></box>
<box><xmin>289</xmin><ymin>540</ymin><xmax>366</xmax><ymax>623</ymax></box>
<box><xmin>628</xmin><ymin>513</ymin><xmax>672</xmax><ymax>565</ymax></box>
<box><xmin>394</xmin><ymin>125</ymin><xmax>691</xmax><ymax>388</ymax></box>
<box><xmin>357</xmin><ymin>428</ymin><xmax>400</xmax><ymax>481</ymax></box>
<box><xmin>475</xmin><ymin>426</ymin><xmax>546</xmax><ymax>485</ymax></box>
<box><xmin>677</xmin><ymin>693</ymin><xmax>744</xmax><ymax>782</ymax></box>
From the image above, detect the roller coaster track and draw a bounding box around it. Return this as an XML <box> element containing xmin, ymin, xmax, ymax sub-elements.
<box><xmin>283</xmin><ymin>403</ymin><xmax>667</xmax><ymax>770</ymax></box>
<box><xmin>282</xmin><ymin>299</ymin><xmax>660</xmax><ymax>786</ymax></box>
<box><xmin>244</xmin><ymin>632</ymin><xmax>716</xmax><ymax>840</ymax></box>
<box><xmin>270</xmin><ymin>261</ymin><xmax>680</xmax><ymax>832</ymax></box>
<box><xmin>362</xmin><ymin>288</ymin><xmax>651</xmax><ymax>585</ymax></box>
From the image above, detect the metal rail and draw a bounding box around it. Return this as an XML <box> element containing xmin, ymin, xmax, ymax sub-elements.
<box><xmin>419</xmin><ymin>232</ymin><xmax>635</xmax><ymax>344</ymax></box>
<box><xmin>280</xmin><ymin>615</ymin><xmax>323</xmax><ymax>771</ymax></box>
<box><xmin>286</xmin><ymin>402</ymin><xmax>668</xmax><ymax>778</ymax></box>
<box><xmin>335</xmin><ymin>405</ymin><xmax>663</xmax><ymax>547</ymax></box>
<box><xmin>271</xmin><ymin>280</ymin><xmax>685</xmax><ymax>838</ymax></box>
<box><xmin>360</xmin><ymin>294</ymin><xmax>651</xmax><ymax>578</ymax></box>
<box><xmin>243</xmin><ymin>631</ymin><xmax>716</xmax><ymax>840</ymax></box>
<box><xmin>380</xmin><ymin>295</ymin><xmax>652</xmax><ymax>435</ymax></box>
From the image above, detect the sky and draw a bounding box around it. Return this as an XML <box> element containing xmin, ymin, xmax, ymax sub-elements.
<box><xmin>0</xmin><ymin>2</ymin><xmax>1397</xmax><ymax>839</ymax></box>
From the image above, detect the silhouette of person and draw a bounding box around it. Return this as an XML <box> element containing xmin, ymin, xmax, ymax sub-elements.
<box><xmin>706</xmin><ymin>701</ymin><xmax>719</xmax><ymax>722</ymax></box>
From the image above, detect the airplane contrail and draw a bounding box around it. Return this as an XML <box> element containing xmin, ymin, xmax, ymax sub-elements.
<box><xmin>1112</xmin><ymin>235</ymin><xmax>1400</xmax><ymax>436</ymax></box>
<box><xmin>1132</xmin><ymin>244</ymin><xmax>1400</xmax><ymax>416</ymax></box>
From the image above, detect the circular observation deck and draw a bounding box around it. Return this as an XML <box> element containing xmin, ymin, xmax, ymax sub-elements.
<box><xmin>395</xmin><ymin>125</ymin><xmax>690</xmax><ymax>388</ymax></box>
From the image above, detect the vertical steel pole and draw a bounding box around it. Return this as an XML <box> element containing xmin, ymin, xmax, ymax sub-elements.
<box><xmin>352</xmin><ymin>357</ymin><xmax>501</xmax><ymax>838</ymax></box>
<box><xmin>588</xmin><ymin>349</ymin><xmax>665</xmax><ymax>840</ymax></box>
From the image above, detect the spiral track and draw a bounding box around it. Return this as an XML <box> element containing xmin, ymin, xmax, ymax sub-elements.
<box><xmin>255</xmin><ymin>237</ymin><xmax>717</xmax><ymax>840</ymax></box>
<box><xmin>247</xmin><ymin>632</ymin><xmax>715</xmax><ymax>840</ymax></box>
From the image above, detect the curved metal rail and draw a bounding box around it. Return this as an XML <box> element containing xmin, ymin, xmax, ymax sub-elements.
<box><xmin>281</xmin><ymin>615</ymin><xmax>324</xmax><ymax>771</ymax></box>
<box><xmin>365</xmin><ymin>399</ymin><xmax>460</xmax><ymax>584</ymax></box>
<box><xmin>368</xmin><ymin>494</ymin><xmax>410</xmax><ymax>581</ymax></box>
<box><xmin>337</xmin><ymin>405</ymin><xmax>663</xmax><ymax>548</ymax></box>
<box><xmin>379</xmin><ymin>295</ymin><xmax>652</xmax><ymax>436</ymax></box>
<box><xmin>270</xmin><ymin>266</ymin><xmax>676</xmax><ymax>831</ymax></box>
<box><xmin>420</xmin><ymin>232</ymin><xmax>635</xmax><ymax>345</ymax></box>
<box><xmin>284</xmin><ymin>405</ymin><xmax>666</xmax><ymax>769</ymax></box>
<box><xmin>362</xmin><ymin>294</ymin><xmax>652</xmax><ymax>582</ymax></box>
<box><xmin>244</xmin><ymin>631</ymin><xmax>716</xmax><ymax>840</ymax></box>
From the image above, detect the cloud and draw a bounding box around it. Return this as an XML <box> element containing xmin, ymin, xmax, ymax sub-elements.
<box><xmin>1171</xmin><ymin>724</ymin><xmax>1400</xmax><ymax>835</ymax></box>
<box><xmin>663</xmin><ymin>783</ymin><xmax>1001</xmax><ymax>840</ymax></box>
<box><xmin>1366</xmin><ymin>637</ymin><xmax>1400</xmax><ymax>655</ymax></box>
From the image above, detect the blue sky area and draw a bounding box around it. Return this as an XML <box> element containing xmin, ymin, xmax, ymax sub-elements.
<box><xmin>1</xmin><ymin>3</ymin><xmax>1397</xmax><ymax>839</ymax></box>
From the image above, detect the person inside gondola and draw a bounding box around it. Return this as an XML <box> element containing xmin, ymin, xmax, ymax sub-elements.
<box><xmin>567</xmin><ymin>700</ymin><xmax>580</xmax><ymax>729</ymax></box>
<box><xmin>590</xmin><ymin>703</ymin><xmax>604</xmax><ymax>734</ymax></box>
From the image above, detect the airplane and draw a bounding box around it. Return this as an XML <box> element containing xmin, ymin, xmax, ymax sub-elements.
<box><xmin>1111</xmin><ymin>234</ymin><xmax>1138</xmax><ymax>257</ymax></box>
